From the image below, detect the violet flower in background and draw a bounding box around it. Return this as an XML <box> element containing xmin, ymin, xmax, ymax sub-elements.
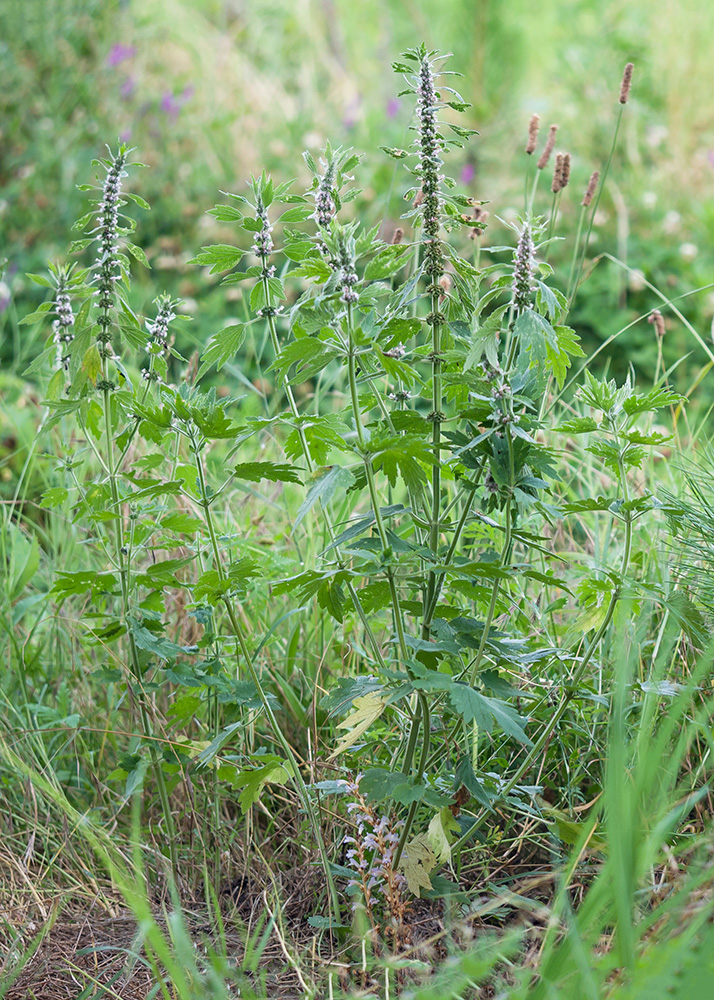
<box><xmin>460</xmin><ymin>162</ymin><xmax>475</xmax><ymax>184</ymax></box>
<box><xmin>160</xmin><ymin>85</ymin><xmax>195</xmax><ymax>119</ymax></box>
<box><xmin>387</xmin><ymin>97</ymin><xmax>400</xmax><ymax>118</ymax></box>
<box><xmin>106</xmin><ymin>43</ymin><xmax>136</xmax><ymax>68</ymax></box>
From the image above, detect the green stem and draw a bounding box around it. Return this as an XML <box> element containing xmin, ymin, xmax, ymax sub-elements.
<box><xmin>453</xmin><ymin>464</ymin><xmax>633</xmax><ymax>858</ymax></box>
<box><xmin>567</xmin><ymin>103</ymin><xmax>625</xmax><ymax>313</ymax></box>
<box><xmin>262</xmin><ymin>291</ymin><xmax>389</xmax><ymax>672</ymax></box>
<box><xmin>393</xmin><ymin>693</ymin><xmax>430</xmax><ymax>869</ymax></box>
<box><xmin>566</xmin><ymin>205</ymin><xmax>587</xmax><ymax>305</ymax></box>
<box><xmin>190</xmin><ymin>429</ymin><xmax>340</xmax><ymax>922</ymax></box>
<box><xmin>346</xmin><ymin>303</ymin><xmax>408</xmax><ymax>664</ymax></box>
<box><xmin>101</xmin><ymin>371</ymin><xmax>178</xmax><ymax>877</ymax></box>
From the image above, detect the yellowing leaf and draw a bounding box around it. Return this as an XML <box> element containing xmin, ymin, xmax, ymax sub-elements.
<box><xmin>399</xmin><ymin>832</ymin><xmax>436</xmax><ymax>897</ymax></box>
<box><xmin>82</xmin><ymin>344</ymin><xmax>102</xmax><ymax>385</ymax></box>
<box><xmin>427</xmin><ymin>807</ymin><xmax>461</xmax><ymax>864</ymax></box>
<box><xmin>328</xmin><ymin>692</ymin><xmax>385</xmax><ymax>759</ymax></box>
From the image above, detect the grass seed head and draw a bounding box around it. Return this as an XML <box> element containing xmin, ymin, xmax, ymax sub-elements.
<box><xmin>582</xmin><ymin>170</ymin><xmax>600</xmax><ymax>206</ymax></box>
<box><xmin>526</xmin><ymin>113</ymin><xmax>540</xmax><ymax>154</ymax></box>
<box><xmin>619</xmin><ymin>62</ymin><xmax>634</xmax><ymax>104</ymax></box>
<box><xmin>537</xmin><ymin>124</ymin><xmax>559</xmax><ymax>170</ymax></box>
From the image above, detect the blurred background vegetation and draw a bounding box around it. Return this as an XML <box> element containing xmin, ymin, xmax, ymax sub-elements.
<box><xmin>2</xmin><ymin>0</ymin><xmax>714</xmax><ymax>390</ymax></box>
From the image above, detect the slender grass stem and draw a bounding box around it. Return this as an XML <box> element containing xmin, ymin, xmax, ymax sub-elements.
<box><xmin>568</xmin><ymin>104</ymin><xmax>625</xmax><ymax>313</ymax></box>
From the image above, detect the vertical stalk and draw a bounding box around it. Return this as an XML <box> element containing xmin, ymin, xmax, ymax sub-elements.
<box><xmin>345</xmin><ymin>302</ymin><xmax>409</xmax><ymax>664</ymax></box>
<box><xmin>100</xmin><ymin>373</ymin><xmax>179</xmax><ymax>876</ymax></box>
<box><xmin>260</xmin><ymin>271</ymin><xmax>390</xmax><ymax>673</ymax></box>
<box><xmin>189</xmin><ymin>428</ymin><xmax>340</xmax><ymax>922</ymax></box>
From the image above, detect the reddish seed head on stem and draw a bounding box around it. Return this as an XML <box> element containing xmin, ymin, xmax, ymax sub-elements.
<box><xmin>582</xmin><ymin>170</ymin><xmax>600</xmax><ymax>206</ymax></box>
<box><xmin>537</xmin><ymin>124</ymin><xmax>558</xmax><ymax>170</ymax></box>
<box><xmin>619</xmin><ymin>62</ymin><xmax>634</xmax><ymax>104</ymax></box>
<box><xmin>551</xmin><ymin>153</ymin><xmax>564</xmax><ymax>193</ymax></box>
<box><xmin>526</xmin><ymin>113</ymin><xmax>540</xmax><ymax>155</ymax></box>
<box><xmin>391</xmin><ymin>227</ymin><xmax>404</xmax><ymax>245</ymax></box>
<box><xmin>560</xmin><ymin>153</ymin><xmax>571</xmax><ymax>190</ymax></box>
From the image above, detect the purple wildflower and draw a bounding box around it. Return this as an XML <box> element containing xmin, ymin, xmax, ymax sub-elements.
<box><xmin>460</xmin><ymin>163</ymin><xmax>475</xmax><ymax>184</ymax></box>
<box><xmin>106</xmin><ymin>43</ymin><xmax>136</xmax><ymax>68</ymax></box>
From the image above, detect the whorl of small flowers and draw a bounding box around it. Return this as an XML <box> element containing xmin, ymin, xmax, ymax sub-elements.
<box><xmin>52</xmin><ymin>272</ymin><xmax>75</xmax><ymax>371</ymax></box>
<box><xmin>582</xmin><ymin>170</ymin><xmax>600</xmax><ymax>207</ymax></box>
<box><xmin>145</xmin><ymin>295</ymin><xmax>176</xmax><ymax>351</ymax></box>
<box><xmin>384</xmin><ymin>343</ymin><xmax>406</xmax><ymax>359</ymax></box>
<box><xmin>314</xmin><ymin>160</ymin><xmax>337</xmax><ymax>228</ymax></box>
<box><xmin>94</xmin><ymin>148</ymin><xmax>127</xmax><ymax>341</ymax></box>
<box><xmin>619</xmin><ymin>62</ymin><xmax>634</xmax><ymax>104</ymax></box>
<box><xmin>537</xmin><ymin>124</ymin><xmax>558</xmax><ymax>171</ymax></box>
<box><xmin>525</xmin><ymin>113</ymin><xmax>540</xmax><ymax>155</ymax></box>
<box><xmin>512</xmin><ymin>222</ymin><xmax>536</xmax><ymax>312</ymax></box>
<box><xmin>415</xmin><ymin>54</ymin><xmax>445</xmax><ymax>282</ymax></box>
<box><xmin>388</xmin><ymin>388</ymin><xmax>412</xmax><ymax>403</ymax></box>
<box><xmin>252</xmin><ymin>200</ymin><xmax>274</xmax><ymax>262</ymax></box>
<box><xmin>335</xmin><ymin>230</ymin><xmax>359</xmax><ymax>304</ymax></box>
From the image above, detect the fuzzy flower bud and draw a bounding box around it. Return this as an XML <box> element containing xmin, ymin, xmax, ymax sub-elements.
<box><xmin>582</xmin><ymin>170</ymin><xmax>600</xmax><ymax>207</ymax></box>
<box><xmin>525</xmin><ymin>113</ymin><xmax>540</xmax><ymax>155</ymax></box>
<box><xmin>648</xmin><ymin>309</ymin><xmax>666</xmax><ymax>338</ymax></box>
<box><xmin>560</xmin><ymin>153</ymin><xmax>571</xmax><ymax>191</ymax></box>
<box><xmin>537</xmin><ymin>124</ymin><xmax>558</xmax><ymax>171</ymax></box>
<box><xmin>619</xmin><ymin>62</ymin><xmax>634</xmax><ymax>104</ymax></box>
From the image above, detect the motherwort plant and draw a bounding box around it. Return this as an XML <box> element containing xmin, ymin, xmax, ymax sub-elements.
<box><xmin>32</xmin><ymin>44</ymin><xmax>687</xmax><ymax>951</ymax></box>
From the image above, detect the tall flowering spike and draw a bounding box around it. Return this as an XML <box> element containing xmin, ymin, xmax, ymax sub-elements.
<box><xmin>146</xmin><ymin>294</ymin><xmax>177</xmax><ymax>352</ymax></box>
<box><xmin>314</xmin><ymin>159</ymin><xmax>337</xmax><ymax>228</ymax></box>
<box><xmin>512</xmin><ymin>222</ymin><xmax>536</xmax><ymax>313</ymax></box>
<box><xmin>52</xmin><ymin>267</ymin><xmax>75</xmax><ymax>372</ymax></box>
<box><xmin>252</xmin><ymin>194</ymin><xmax>274</xmax><ymax>261</ymax></box>
<box><xmin>335</xmin><ymin>227</ymin><xmax>359</xmax><ymax>304</ymax></box>
<box><xmin>93</xmin><ymin>146</ymin><xmax>128</xmax><ymax>360</ymax></box>
<box><xmin>415</xmin><ymin>51</ymin><xmax>445</xmax><ymax>283</ymax></box>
